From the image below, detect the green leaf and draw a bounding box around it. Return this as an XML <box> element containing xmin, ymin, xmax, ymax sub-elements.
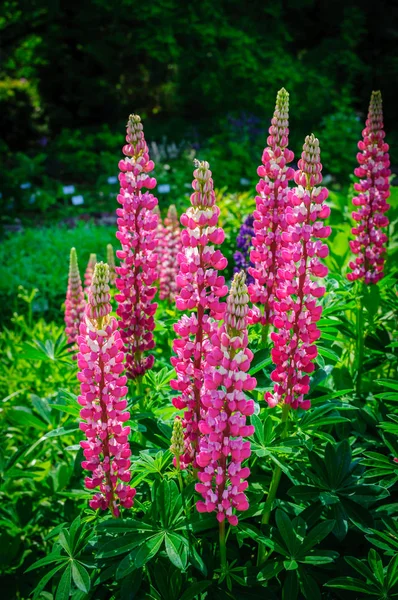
<box><xmin>55</xmin><ymin>565</ymin><xmax>71</xmax><ymax>600</ymax></box>
<box><xmin>298</xmin><ymin>520</ymin><xmax>335</xmax><ymax>557</ymax></box>
<box><xmin>134</xmin><ymin>534</ymin><xmax>165</xmax><ymax>569</ymax></box>
<box><xmin>249</xmin><ymin>349</ymin><xmax>272</xmax><ymax>375</ymax></box>
<box><xmin>8</xmin><ymin>406</ymin><xmax>48</xmax><ymax>430</ymax></box>
<box><xmin>325</xmin><ymin>577</ymin><xmax>378</xmax><ymax>594</ymax></box>
<box><xmin>98</xmin><ymin>533</ymin><xmax>149</xmax><ymax>558</ymax></box>
<box><xmin>275</xmin><ymin>510</ymin><xmax>296</xmax><ymax>555</ymax></box>
<box><xmin>179</xmin><ymin>581</ymin><xmax>212</xmax><ymax>600</ymax></box>
<box><xmin>71</xmin><ymin>561</ymin><xmax>91</xmax><ymax>593</ymax></box>
<box><xmin>299</xmin><ymin>568</ymin><xmax>321</xmax><ymax>600</ymax></box>
<box><xmin>301</xmin><ymin>550</ymin><xmax>338</xmax><ymax>565</ymax></box>
<box><xmin>386</xmin><ymin>554</ymin><xmax>398</xmax><ymax>589</ymax></box>
<box><xmin>32</xmin><ymin>564</ymin><xmax>65</xmax><ymax>600</ymax></box>
<box><xmin>283</xmin><ymin>560</ymin><xmax>298</xmax><ymax>570</ymax></box>
<box><xmin>283</xmin><ymin>570</ymin><xmax>298</xmax><ymax>600</ymax></box>
<box><xmin>165</xmin><ymin>533</ymin><xmax>188</xmax><ymax>570</ymax></box>
<box><xmin>58</xmin><ymin>530</ymin><xmax>72</xmax><ymax>555</ymax></box>
<box><xmin>368</xmin><ymin>549</ymin><xmax>385</xmax><ymax>586</ymax></box>
<box><xmin>345</xmin><ymin>556</ymin><xmax>378</xmax><ymax>584</ymax></box>
<box><xmin>25</xmin><ymin>551</ymin><xmax>65</xmax><ymax>573</ymax></box>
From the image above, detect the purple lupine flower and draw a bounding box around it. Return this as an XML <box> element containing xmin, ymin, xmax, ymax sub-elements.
<box><xmin>233</xmin><ymin>214</ymin><xmax>255</xmax><ymax>284</ymax></box>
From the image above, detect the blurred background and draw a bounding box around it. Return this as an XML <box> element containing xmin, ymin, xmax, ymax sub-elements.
<box><xmin>0</xmin><ymin>0</ymin><xmax>397</xmax><ymax>320</ymax></box>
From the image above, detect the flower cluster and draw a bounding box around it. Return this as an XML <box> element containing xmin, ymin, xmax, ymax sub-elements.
<box><xmin>195</xmin><ymin>271</ymin><xmax>256</xmax><ymax>525</ymax></box>
<box><xmin>107</xmin><ymin>244</ymin><xmax>116</xmax><ymax>285</ymax></box>
<box><xmin>65</xmin><ymin>247</ymin><xmax>85</xmax><ymax>349</ymax></box>
<box><xmin>267</xmin><ymin>134</ymin><xmax>331</xmax><ymax>410</ymax></box>
<box><xmin>159</xmin><ymin>205</ymin><xmax>182</xmax><ymax>301</ymax></box>
<box><xmin>347</xmin><ymin>91</ymin><xmax>391</xmax><ymax>284</ymax></box>
<box><xmin>115</xmin><ymin>114</ymin><xmax>159</xmax><ymax>379</ymax></box>
<box><xmin>233</xmin><ymin>214</ymin><xmax>255</xmax><ymax>284</ymax></box>
<box><xmin>170</xmin><ymin>160</ymin><xmax>228</xmax><ymax>469</ymax></box>
<box><xmin>77</xmin><ymin>262</ymin><xmax>135</xmax><ymax>516</ymax></box>
<box><xmin>248</xmin><ymin>88</ymin><xmax>295</xmax><ymax>326</ymax></box>
<box><xmin>84</xmin><ymin>253</ymin><xmax>97</xmax><ymax>297</ymax></box>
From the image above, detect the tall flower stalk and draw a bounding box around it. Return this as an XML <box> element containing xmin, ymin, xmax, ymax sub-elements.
<box><xmin>115</xmin><ymin>114</ymin><xmax>159</xmax><ymax>382</ymax></box>
<box><xmin>77</xmin><ymin>263</ymin><xmax>135</xmax><ymax>516</ymax></box>
<box><xmin>159</xmin><ymin>205</ymin><xmax>182</xmax><ymax>302</ymax></box>
<box><xmin>249</xmin><ymin>88</ymin><xmax>295</xmax><ymax>331</ymax></box>
<box><xmin>84</xmin><ymin>253</ymin><xmax>97</xmax><ymax>297</ymax></box>
<box><xmin>195</xmin><ymin>272</ymin><xmax>256</xmax><ymax>569</ymax></box>
<box><xmin>268</xmin><ymin>134</ymin><xmax>330</xmax><ymax>410</ymax></box>
<box><xmin>170</xmin><ymin>160</ymin><xmax>228</xmax><ymax>469</ymax></box>
<box><xmin>257</xmin><ymin>134</ymin><xmax>330</xmax><ymax>564</ymax></box>
<box><xmin>347</xmin><ymin>91</ymin><xmax>390</xmax><ymax>285</ymax></box>
<box><xmin>346</xmin><ymin>91</ymin><xmax>390</xmax><ymax>395</ymax></box>
<box><xmin>107</xmin><ymin>244</ymin><xmax>116</xmax><ymax>285</ymax></box>
<box><xmin>65</xmin><ymin>247</ymin><xmax>85</xmax><ymax>351</ymax></box>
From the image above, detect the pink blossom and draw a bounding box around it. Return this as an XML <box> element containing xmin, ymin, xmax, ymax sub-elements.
<box><xmin>248</xmin><ymin>88</ymin><xmax>295</xmax><ymax>326</ymax></box>
<box><xmin>159</xmin><ymin>205</ymin><xmax>182</xmax><ymax>301</ymax></box>
<box><xmin>195</xmin><ymin>271</ymin><xmax>256</xmax><ymax>525</ymax></box>
<box><xmin>170</xmin><ymin>160</ymin><xmax>228</xmax><ymax>468</ymax></box>
<box><xmin>347</xmin><ymin>91</ymin><xmax>390</xmax><ymax>284</ymax></box>
<box><xmin>267</xmin><ymin>134</ymin><xmax>331</xmax><ymax>411</ymax></box>
<box><xmin>65</xmin><ymin>247</ymin><xmax>85</xmax><ymax>350</ymax></box>
<box><xmin>115</xmin><ymin>114</ymin><xmax>159</xmax><ymax>379</ymax></box>
<box><xmin>77</xmin><ymin>262</ymin><xmax>135</xmax><ymax>516</ymax></box>
<box><xmin>84</xmin><ymin>253</ymin><xmax>97</xmax><ymax>297</ymax></box>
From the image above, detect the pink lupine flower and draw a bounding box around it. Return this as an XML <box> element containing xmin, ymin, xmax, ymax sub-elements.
<box><xmin>77</xmin><ymin>262</ymin><xmax>135</xmax><ymax>516</ymax></box>
<box><xmin>107</xmin><ymin>244</ymin><xmax>116</xmax><ymax>285</ymax></box>
<box><xmin>65</xmin><ymin>247</ymin><xmax>85</xmax><ymax>349</ymax></box>
<box><xmin>153</xmin><ymin>205</ymin><xmax>164</xmax><ymax>281</ymax></box>
<box><xmin>115</xmin><ymin>114</ymin><xmax>159</xmax><ymax>379</ymax></box>
<box><xmin>347</xmin><ymin>91</ymin><xmax>391</xmax><ymax>284</ymax></box>
<box><xmin>267</xmin><ymin>134</ymin><xmax>331</xmax><ymax>411</ymax></box>
<box><xmin>170</xmin><ymin>160</ymin><xmax>228</xmax><ymax>468</ymax></box>
<box><xmin>159</xmin><ymin>205</ymin><xmax>182</xmax><ymax>301</ymax></box>
<box><xmin>248</xmin><ymin>88</ymin><xmax>295</xmax><ymax>326</ymax></box>
<box><xmin>84</xmin><ymin>253</ymin><xmax>97</xmax><ymax>297</ymax></box>
<box><xmin>195</xmin><ymin>271</ymin><xmax>256</xmax><ymax>525</ymax></box>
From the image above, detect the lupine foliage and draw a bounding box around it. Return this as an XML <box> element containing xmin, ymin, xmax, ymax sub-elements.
<box><xmin>0</xmin><ymin>93</ymin><xmax>397</xmax><ymax>600</ymax></box>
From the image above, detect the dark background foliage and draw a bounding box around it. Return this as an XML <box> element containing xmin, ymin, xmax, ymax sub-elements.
<box><xmin>1</xmin><ymin>0</ymin><xmax>397</xmax><ymax>215</ymax></box>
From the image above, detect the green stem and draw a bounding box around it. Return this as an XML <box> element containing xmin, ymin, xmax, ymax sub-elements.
<box><xmin>356</xmin><ymin>282</ymin><xmax>365</xmax><ymax>397</ymax></box>
<box><xmin>219</xmin><ymin>519</ymin><xmax>227</xmax><ymax>574</ymax></box>
<box><xmin>175</xmin><ymin>455</ymin><xmax>184</xmax><ymax>494</ymax></box>
<box><xmin>261</xmin><ymin>324</ymin><xmax>269</xmax><ymax>347</ymax></box>
<box><xmin>136</xmin><ymin>375</ymin><xmax>144</xmax><ymax>411</ymax></box>
<box><xmin>257</xmin><ymin>403</ymin><xmax>290</xmax><ymax>566</ymax></box>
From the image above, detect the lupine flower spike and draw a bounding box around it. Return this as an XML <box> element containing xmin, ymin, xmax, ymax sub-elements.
<box><xmin>268</xmin><ymin>134</ymin><xmax>331</xmax><ymax>410</ymax></box>
<box><xmin>77</xmin><ymin>262</ymin><xmax>135</xmax><ymax>516</ymax></box>
<box><xmin>65</xmin><ymin>247</ymin><xmax>85</xmax><ymax>350</ymax></box>
<box><xmin>159</xmin><ymin>205</ymin><xmax>182</xmax><ymax>301</ymax></box>
<box><xmin>347</xmin><ymin>91</ymin><xmax>390</xmax><ymax>284</ymax></box>
<box><xmin>153</xmin><ymin>205</ymin><xmax>164</xmax><ymax>281</ymax></box>
<box><xmin>115</xmin><ymin>114</ymin><xmax>159</xmax><ymax>379</ymax></box>
<box><xmin>233</xmin><ymin>214</ymin><xmax>255</xmax><ymax>284</ymax></box>
<box><xmin>84</xmin><ymin>253</ymin><xmax>97</xmax><ymax>297</ymax></box>
<box><xmin>107</xmin><ymin>244</ymin><xmax>116</xmax><ymax>285</ymax></box>
<box><xmin>196</xmin><ymin>271</ymin><xmax>256</xmax><ymax>525</ymax></box>
<box><xmin>171</xmin><ymin>160</ymin><xmax>228</xmax><ymax>469</ymax></box>
<box><xmin>249</xmin><ymin>88</ymin><xmax>295</xmax><ymax>326</ymax></box>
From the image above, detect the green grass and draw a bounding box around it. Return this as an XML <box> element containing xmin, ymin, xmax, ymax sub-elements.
<box><xmin>0</xmin><ymin>222</ymin><xmax>116</xmax><ymax>323</ymax></box>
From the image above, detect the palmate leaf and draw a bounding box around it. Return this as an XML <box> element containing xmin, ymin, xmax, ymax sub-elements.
<box><xmin>55</xmin><ymin>564</ymin><xmax>72</xmax><ymax>600</ymax></box>
<box><xmin>32</xmin><ymin>564</ymin><xmax>66</xmax><ymax>600</ymax></box>
<box><xmin>298</xmin><ymin>567</ymin><xmax>321</xmax><ymax>600</ymax></box>
<box><xmin>366</xmin><ymin>518</ymin><xmax>398</xmax><ymax>555</ymax></box>
<box><xmin>165</xmin><ymin>533</ymin><xmax>189</xmax><ymax>570</ymax></box>
<box><xmin>325</xmin><ymin>577</ymin><xmax>378</xmax><ymax>594</ymax></box>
